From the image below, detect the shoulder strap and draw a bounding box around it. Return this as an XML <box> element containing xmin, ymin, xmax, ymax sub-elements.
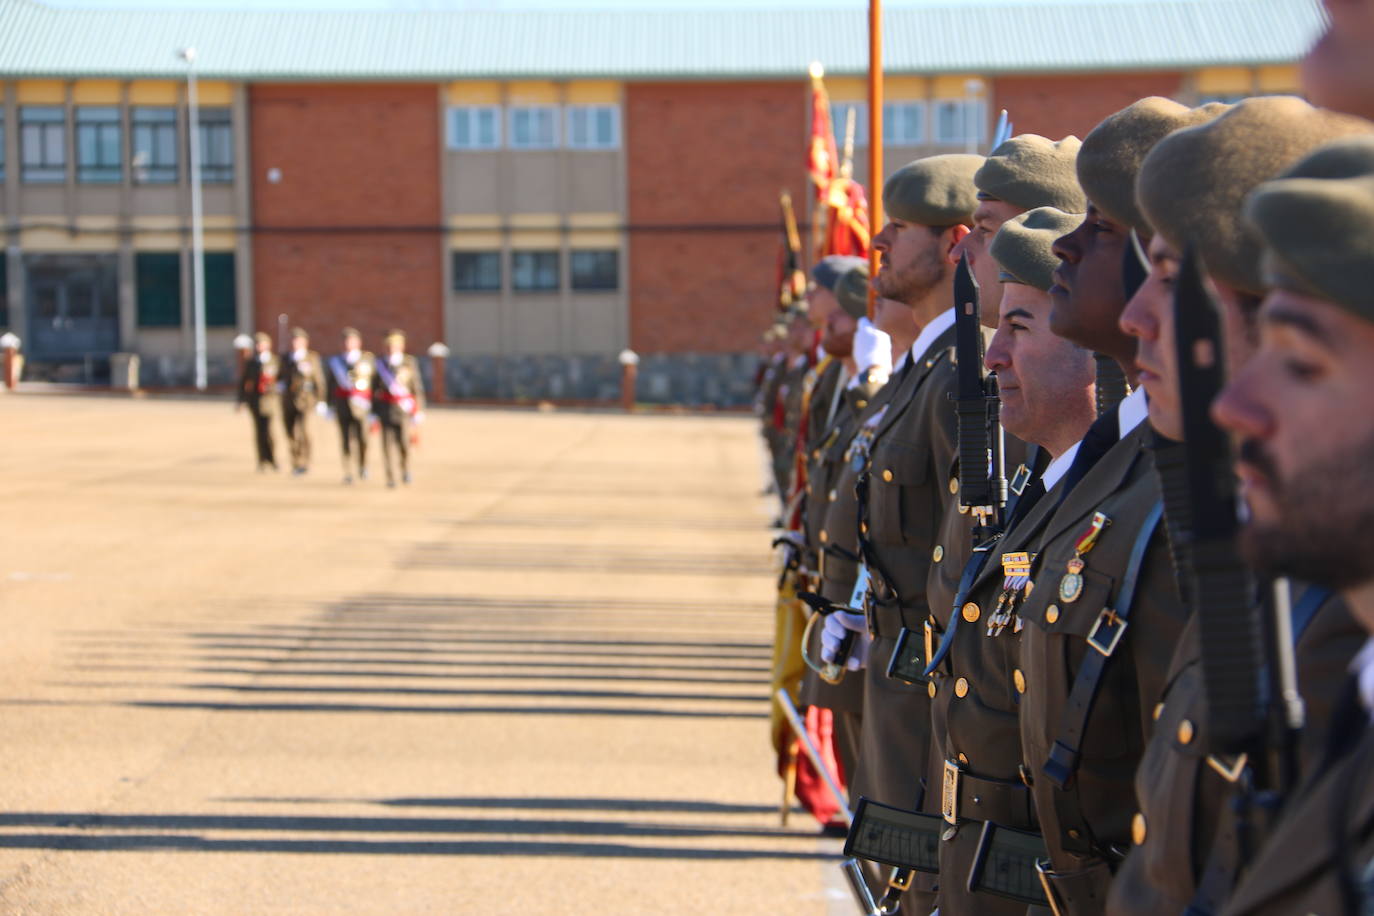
<box><xmin>1292</xmin><ymin>585</ymin><xmax>1333</xmax><ymax>643</ymax></box>
<box><xmin>1041</xmin><ymin>499</ymin><xmax>1165</xmax><ymax>857</ymax></box>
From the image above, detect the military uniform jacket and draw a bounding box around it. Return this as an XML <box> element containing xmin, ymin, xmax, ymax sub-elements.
<box><xmin>1015</xmin><ymin>420</ymin><xmax>1188</xmax><ymax>914</ymax></box>
<box><xmin>1220</xmin><ymin>682</ymin><xmax>1374</xmax><ymax>916</ymax></box>
<box><xmin>238</xmin><ymin>353</ymin><xmax>282</xmax><ymax>416</ymax></box>
<box><xmin>1107</xmin><ymin>592</ymin><xmax>1364</xmax><ymax>916</ymax></box>
<box><xmin>279</xmin><ymin>349</ymin><xmax>325</xmax><ymax>413</ymax></box>
<box><xmin>373</xmin><ymin>354</ymin><xmax>425</xmax><ymax>426</ymax></box>
<box><xmin>326</xmin><ymin>351</ymin><xmax>378</xmax><ymax>422</ymax></box>
<box><xmin>928</xmin><ymin>470</ymin><xmax>1066</xmax><ymax>916</ymax></box>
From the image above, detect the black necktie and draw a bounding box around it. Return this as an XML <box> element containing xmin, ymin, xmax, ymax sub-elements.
<box><xmin>1058</xmin><ymin>407</ymin><xmax>1122</xmax><ymax>505</ymax></box>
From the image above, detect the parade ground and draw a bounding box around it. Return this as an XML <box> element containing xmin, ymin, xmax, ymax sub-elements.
<box><xmin>0</xmin><ymin>395</ymin><xmax>838</xmax><ymax>914</ymax></box>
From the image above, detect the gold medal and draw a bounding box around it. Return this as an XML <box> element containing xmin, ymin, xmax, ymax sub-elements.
<box><xmin>1059</xmin><ymin>514</ymin><xmax>1109</xmax><ymax>604</ymax></box>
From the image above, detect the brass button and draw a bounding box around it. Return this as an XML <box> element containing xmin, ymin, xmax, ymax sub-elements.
<box><xmin>1045</xmin><ymin>605</ymin><xmax>1060</xmax><ymax>624</ymax></box>
<box><xmin>1177</xmin><ymin>719</ymin><xmax>1195</xmax><ymax>745</ymax></box>
<box><xmin>948</xmin><ymin>477</ymin><xmax>959</xmax><ymax>495</ymax></box>
<box><xmin>961</xmin><ymin>602</ymin><xmax>980</xmax><ymax>623</ymax></box>
<box><xmin>1067</xmin><ymin>829</ymin><xmax>1081</xmax><ymax>841</ymax></box>
<box><xmin>1132</xmin><ymin>812</ymin><xmax>1147</xmax><ymax>845</ymax></box>
<box><xmin>860</xmin><ymin>522</ymin><xmax>868</xmax><ymax>535</ymax></box>
<box><xmin>856</xmin><ymin>399</ymin><xmax>868</xmax><ymax>409</ymax></box>
<box><xmin>958</xmin><ymin>504</ymin><xmax>970</xmax><ymax>515</ymax></box>
<box><xmin>932</xmin><ymin>545</ymin><xmax>944</xmax><ymax>563</ymax></box>
<box><xmin>927</xmin><ymin>681</ymin><xmax>937</xmax><ymax>698</ymax></box>
<box><xmin>957</xmin><ymin>753</ymin><xmax>969</xmax><ymax>765</ymax></box>
<box><xmin>806</xmin><ymin>483</ymin><xmax>813</xmax><ymax>495</ymax></box>
<box><xmin>1153</xmin><ymin>702</ymin><xmax>1164</xmax><ymax>722</ymax></box>
<box><xmin>828</xmin><ymin>489</ymin><xmax>837</xmax><ymax>502</ymax></box>
<box><xmin>954</xmin><ymin>677</ymin><xmax>969</xmax><ymax>698</ymax></box>
<box><xmin>819</xmin><ymin>530</ymin><xmax>829</xmax><ymax>543</ymax></box>
<box><xmin>882</xmin><ymin>469</ymin><xmax>894</xmax><ymax>483</ymax></box>
<box><xmin>812</xmin><ymin>449</ymin><xmax>821</xmax><ymax>460</ymax></box>
<box><xmin>1013</xmin><ymin>669</ymin><xmax>1026</xmax><ymax>694</ymax></box>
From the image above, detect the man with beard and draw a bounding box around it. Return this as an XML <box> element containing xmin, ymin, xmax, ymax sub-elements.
<box><xmin>1109</xmin><ymin>99</ymin><xmax>1372</xmax><ymax>916</ymax></box>
<box><xmin>1010</xmin><ymin>98</ymin><xmax>1225</xmax><ymax>916</ymax></box>
<box><xmin>925</xmin><ymin>206</ymin><xmax>1097</xmax><ymax>916</ymax></box>
<box><xmin>817</xmin><ymin>153</ymin><xmax>982</xmax><ymax>911</ymax></box>
<box><xmin>1197</xmin><ymin>137</ymin><xmax>1374</xmax><ymax>916</ymax></box>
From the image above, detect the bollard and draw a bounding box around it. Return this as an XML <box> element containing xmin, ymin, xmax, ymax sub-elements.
<box><xmin>618</xmin><ymin>349</ymin><xmax>639</xmax><ymax>413</ymax></box>
<box><xmin>1</xmin><ymin>332</ymin><xmax>20</xmax><ymax>390</ymax></box>
<box><xmin>427</xmin><ymin>341</ymin><xmax>450</xmax><ymax>404</ymax></box>
<box><xmin>232</xmin><ymin>333</ymin><xmax>254</xmax><ymax>382</ymax></box>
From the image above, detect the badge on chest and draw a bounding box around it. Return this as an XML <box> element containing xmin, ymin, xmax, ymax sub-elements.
<box><xmin>1059</xmin><ymin>511</ymin><xmax>1110</xmax><ymax>604</ymax></box>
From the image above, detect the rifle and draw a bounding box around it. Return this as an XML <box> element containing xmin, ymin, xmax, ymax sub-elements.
<box><xmin>949</xmin><ymin>253</ymin><xmax>1006</xmax><ymax>544</ymax></box>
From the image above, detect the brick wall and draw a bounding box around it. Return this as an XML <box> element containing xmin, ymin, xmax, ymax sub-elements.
<box><xmin>990</xmin><ymin>71</ymin><xmax>1186</xmax><ymax>140</ymax></box>
<box><xmin>626</xmin><ymin>81</ymin><xmax>806</xmax><ymax>354</ymax></box>
<box><xmin>249</xmin><ymin>83</ymin><xmax>442</xmax><ymax>346</ymax></box>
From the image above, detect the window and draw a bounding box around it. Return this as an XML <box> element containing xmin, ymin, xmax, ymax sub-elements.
<box><xmin>933</xmin><ymin>99</ymin><xmax>987</xmax><ymax>146</ymax></box>
<box><xmin>453</xmin><ymin>252</ymin><xmax>502</xmax><ymax>291</ymax></box>
<box><xmin>447</xmin><ymin>106</ymin><xmax>501</xmax><ymax>150</ymax></box>
<box><xmin>131</xmin><ymin>107</ymin><xmax>178</xmax><ymax>183</ymax></box>
<box><xmin>830</xmin><ymin>101</ymin><xmax>868</xmax><ymax>149</ymax></box>
<box><xmin>884</xmin><ymin>101</ymin><xmax>927</xmax><ymax>145</ymax></box>
<box><xmin>197</xmin><ymin>108</ymin><xmax>234</xmax><ymax>183</ymax></box>
<box><xmin>75</xmin><ymin>107</ymin><xmax>122</xmax><ymax>183</ymax></box>
<box><xmin>205</xmin><ymin>252</ymin><xmax>236</xmax><ymax>327</ymax></box>
<box><xmin>20</xmin><ymin>106</ymin><xmax>66</xmax><ymax>183</ymax></box>
<box><xmin>508</xmin><ymin>106</ymin><xmax>559</xmax><ymax>149</ymax></box>
<box><xmin>136</xmin><ymin>252</ymin><xmax>181</xmax><ymax>327</ymax></box>
<box><xmin>570</xmin><ymin>250</ymin><xmax>618</xmax><ymax>291</ymax></box>
<box><xmin>511</xmin><ymin>251</ymin><xmax>559</xmax><ymax>291</ymax></box>
<box><xmin>566</xmin><ymin>105</ymin><xmax>619</xmax><ymax>149</ymax></box>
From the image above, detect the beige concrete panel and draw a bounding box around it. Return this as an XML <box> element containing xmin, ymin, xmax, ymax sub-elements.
<box><xmin>128</xmin><ymin>81</ymin><xmax>179</xmax><ymax>105</ymax></box>
<box><xmin>509</xmin><ymin>152</ymin><xmax>561</xmax><ymax>213</ymax></box>
<box><xmin>197</xmin><ymin>82</ymin><xmax>234</xmax><ymax>105</ymax></box>
<box><xmin>566</xmin><ymin>152</ymin><xmax>621</xmax><ymax>213</ymax></box>
<box><xmin>71</xmin><ymin>81</ymin><xmax>121</xmax><ymax>104</ymax></box>
<box><xmin>447</xmin><ymin>151</ymin><xmax>502</xmax><ymax>213</ymax></box>
<box><xmin>18</xmin><ymin>188</ymin><xmax>66</xmax><ymax>213</ymax></box>
<box><xmin>507</xmin><ymin>81</ymin><xmax>560</xmax><ymax>104</ymax></box>
<box><xmin>509</xmin><ymin>295</ymin><xmax>562</xmax><ymax>354</ymax></box>
<box><xmin>129</xmin><ymin>186</ymin><xmax>182</xmax><ymax>217</ymax></box>
<box><xmin>15</xmin><ymin>80</ymin><xmax>64</xmax><ymax>103</ymax></box>
<box><xmin>826</xmin><ymin>77</ymin><xmax>866</xmax><ymax>101</ymax></box>
<box><xmin>446</xmin><ymin>81</ymin><xmax>501</xmax><ymax>105</ymax></box>
<box><xmin>932</xmin><ymin>75</ymin><xmax>987</xmax><ymax>98</ymax></box>
<box><xmin>451</xmin><ymin>230</ymin><xmax>503</xmax><ymax>251</ymax></box>
<box><xmin>19</xmin><ymin>227</ymin><xmax>117</xmax><ymax>252</ymax></box>
<box><xmin>72</xmin><ymin>186</ymin><xmax>122</xmax><ymax>215</ymax></box>
<box><xmin>568</xmin><ymin>230</ymin><xmax>621</xmax><ymax>249</ymax></box>
<box><xmin>202</xmin><ymin>186</ymin><xmax>238</xmax><ymax>216</ymax></box>
<box><xmin>566</xmin><ymin>81</ymin><xmax>621</xmax><ymax>104</ymax></box>
<box><xmin>447</xmin><ymin>295</ymin><xmax>503</xmax><ymax>355</ymax></box>
<box><xmin>1257</xmin><ymin>65</ymin><xmax>1300</xmax><ymax>93</ymax></box>
<box><xmin>1196</xmin><ymin>67</ymin><xmax>1253</xmax><ymax>94</ymax></box>
<box><xmin>567</xmin><ymin>294</ymin><xmax>622</xmax><ymax>354</ymax></box>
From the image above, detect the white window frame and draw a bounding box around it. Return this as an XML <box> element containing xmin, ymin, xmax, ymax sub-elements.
<box><xmin>883</xmin><ymin>101</ymin><xmax>928</xmax><ymax>146</ymax></box>
<box><xmin>565</xmin><ymin>104</ymin><xmax>620</xmax><ymax>150</ymax></box>
<box><xmin>447</xmin><ymin>105</ymin><xmax>502</xmax><ymax>150</ymax></box>
<box><xmin>507</xmin><ymin>105</ymin><xmax>560</xmax><ymax>150</ymax></box>
<box><xmin>932</xmin><ymin>98</ymin><xmax>987</xmax><ymax>146</ymax></box>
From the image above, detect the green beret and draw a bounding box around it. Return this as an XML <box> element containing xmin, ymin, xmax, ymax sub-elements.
<box><xmin>988</xmin><ymin>207</ymin><xmax>1081</xmax><ymax>292</ymax></box>
<box><xmin>974</xmin><ymin>134</ymin><xmax>1086</xmax><ymax>213</ymax></box>
<box><xmin>1077</xmin><ymin>97</ymin><xmax>1231</xmax><ymax>234</ymax></box>
<box><xmin>1246</xmin><ymin>136</ymin><xmax>1374</xmax><ymax>323</ymax></box>
<box><xmin>882</xmin><ymin>154</ymin><xmax>984</xmax><ymax>227</ymax></box>
<box><xmin>812</xmin><ymin>255</ymin><xmax>866</xmax><ymax>292</ymax></box>
<box><xmin>1137</xmin><ymin>97</ymin><xmax>1373</xmax><ymax>295</ymax></box>
<box><xmin>834</xmin><ymin>263</ymin><xmax>872</xmax><ymax>319</ymax></box>
<box><xmin>341</xmin><ymin>326</ymin><xmax>361</xmax><ymax>339</ymax></box>
<box><xmin>290</xmin><ymin>326</ymin><xmax>309</xmax><ymax>340</ymax></box>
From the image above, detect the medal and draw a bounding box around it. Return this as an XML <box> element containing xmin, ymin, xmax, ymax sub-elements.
<box><xmin>989</xmin><ymin>551</ymin><xmax>1036</xmax><ymax>636</ymax></box>
<box><xmin>1059</xmin><ymin>512</ymin><xmax>1110</xmax><ymax>604</ymax></box>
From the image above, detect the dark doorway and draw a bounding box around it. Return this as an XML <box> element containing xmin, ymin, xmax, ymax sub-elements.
<box><xmin>25</xmin><ymin>254</ymin><xmax>120</xmax><ymax>376</ymax></box>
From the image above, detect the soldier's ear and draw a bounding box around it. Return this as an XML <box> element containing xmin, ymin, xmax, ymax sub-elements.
<box><xmin>944</xmin><ymin>224</ymin><xmax>972</xmax><ymax>264</ymax></box>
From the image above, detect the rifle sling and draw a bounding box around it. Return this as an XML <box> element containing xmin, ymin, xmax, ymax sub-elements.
<box><xmin>1042</xmin><ymin>500</ymin><xmax>1165</xmax><ymax>858</ymax></box>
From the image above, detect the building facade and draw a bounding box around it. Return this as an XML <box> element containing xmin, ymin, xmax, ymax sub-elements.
<box><xmin>0</xmin><ymin>0</ymin><xmax>1319</xmax><ymax>403</ymax></box>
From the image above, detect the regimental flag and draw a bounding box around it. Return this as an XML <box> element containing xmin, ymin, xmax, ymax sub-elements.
<box><xmin>820</xmin><ymin>176</ymin><xmax>871</xmax><ymax>258</ymax></box>
<box><xmin>777</xmin><ymin>189</ymin><xmax>807</xmax><ymax>310</ymax></box>
<box><xmin>808</xmin><ymin>65</ymin><xmax>839</xmax><ymax>206</ymax></box>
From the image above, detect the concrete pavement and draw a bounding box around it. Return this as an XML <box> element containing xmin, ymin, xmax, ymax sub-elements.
<box><xmin>0</xmin><ymin>395</ymin><xmax>842</xmax><ymax>914</ymax></box>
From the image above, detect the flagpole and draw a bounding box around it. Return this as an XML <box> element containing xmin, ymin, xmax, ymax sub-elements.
<box><xmin>867</xmin><ymin>0</ymin><xmax>883</xmax><ymax>321</ymax></box>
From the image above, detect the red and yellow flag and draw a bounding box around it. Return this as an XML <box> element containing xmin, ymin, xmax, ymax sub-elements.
<box><xmin>808</xmin><ymin>65</ymin><xmax>839</xmax><ymax>206</ymax></box>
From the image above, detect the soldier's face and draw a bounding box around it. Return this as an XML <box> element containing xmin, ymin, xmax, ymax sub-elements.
<box><xmin>344</xmin><ymin>335</ymin><xmax>361</xmax><ymax>351</ymax></box>
<box><xmin>951</xmin><ymin>198</ymin><xmax>1024</xmax><ymax>325</ymax></box>
<box><xmin>787</xmin><ymin>318</ymin><xmax>812</xmax><ymax>354</ymax></box>
<box><xmin>872</xmin><ymin>219</ymin><xmax>963</xmax><ymax>305</ymax></box>
<box><xmin>807</xmin><ymin>286</ymin><xmax>839</xmax><ymax>331</ymax></box>
<box><xmin>1049</xmin><ymin>204</ymin><xmax>1135</xmax><ymax>361</ymax></box>
<box><xmin>1304</xmin><ymin>0</ymin><xmax>1374</xmax><ymax>122</ymax></box>
<box><xmin>255</xmin><ymin>340</ymin><xmax>270</xmax><ymax>355</ymax></box>
<box><xmin>291</xmin><ymin>335</ymin><xmax>307</xmax><ymax>352</ymax></box>
<box><xmin>822</xmin><ymin>308</ymin><xmax>858</xmax><ymax>359</ymax></box>
<box><xmin>985</xmin><ymin>282</ymin><xmax>1096</xmax><ymax>451</ymax></box>
<box><xmin>1213</xmin><ymin>288</ymin><xmax>1374</xmax><ymax>598</ymax></box>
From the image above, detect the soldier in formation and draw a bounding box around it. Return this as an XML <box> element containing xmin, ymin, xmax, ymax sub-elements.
<box><xmin>761</xmin><ymin>8</ymin><xmax>1374</xmax><ymax>909</ymax></box>
<box><xmin>374</xmin><ymin>329</ymin><xmax>426</xmax><ymax>488</ymax></box>
<box><xmin>236</xmin><ymin>331</ymin><xmax>280</xmax><ymax>472</ymax></box>
<box><xmin>278</xmin><ymin>327</ymin><xmax>325</xmax><ymax>476</ymax></box>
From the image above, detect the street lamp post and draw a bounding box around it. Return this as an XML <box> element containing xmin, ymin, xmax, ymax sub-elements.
<box><xmin>180</xmin><ymin>46</ymin><xmax>208</xmax><ymax>391</ymax></box>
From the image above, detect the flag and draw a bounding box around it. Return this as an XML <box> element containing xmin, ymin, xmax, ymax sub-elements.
<box><xmin>808</xmin><ymin>65</ymin><xmax>839</xmax><ymax>206</ymax></box>
<box><xmin>820</xmin><ymin>176</ymin><xmax>871</xmax><ymax>258</ymax></box>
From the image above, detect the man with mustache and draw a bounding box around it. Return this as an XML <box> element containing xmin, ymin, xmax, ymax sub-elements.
<box><xmin>1110</xmin><ymin>97</ymin><xmax>1372</xmax><ymax>916</ymax></box>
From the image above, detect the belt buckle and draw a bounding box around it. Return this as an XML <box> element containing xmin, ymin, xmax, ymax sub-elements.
<box><xmin>1086</xmin><ymin>607</ymin><xmax>1128</xmax><ymax>657</ymax></box>
<box><xmin>887</xmin><ymin>867</ymin><xmax>914</xmax><ymax>892</ymax></box>
<box><xmin>1034</xmin><ymin>859</ymin><xmax>1067</xmax><ymax>916</ymax></box>
<box><xmin>941</xmin><ymin>760</ymin><xmax>961</xmax><ymax>825</ymax></box>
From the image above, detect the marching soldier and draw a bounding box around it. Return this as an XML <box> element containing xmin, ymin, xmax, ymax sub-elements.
<box><xmin>278</xmin><ymin>327</ymin><xmax>325</xmax><ymax>476</ymax></box>
<box><xmin>818</xmin><ymin>153</ymin><xmax>984</xmax><ymax>911</ymax></box>
<box><xmin>1108</xmin><ymin>98</ymin><xmax>1372</xmax><ymax>916</ymax></box>
<box><xmin>374</xmin><ymin>329</ymin><xmax>426</xmax><ymax>488</ymax></box>
<box><xmin>236</xmin><ymin>331</ymin><xmax>280</xmax><ymax>472</ymax></box>
<box><xmin>1208</xmin><ymin>136</ymin><xmax>1374</xmax><ymax>916</ymax></box>
<box><xmin>1010</xmin><ymin>98</ymin><xmax>1224</xmax><ymax>915</ymax></box>
<box><xmin>326</xmin><ymin>326</ymin><xmax>376</xmax><ymax>485</ymax></box>
<box><xmin>926</xmin><ymin>207</ymin><xmax>1096</xmax><ymax>915</ymax></box>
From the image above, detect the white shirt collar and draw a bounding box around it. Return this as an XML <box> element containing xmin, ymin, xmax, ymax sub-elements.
<box><xmin>345</xmin><ymin>349</ymin><xmax>361</xmax><ymax>365</ymax></box>
<box><xmin>1352</xmin><ymin>637</ymin><xmax>1374</xmax><ymax>720</ymax></box>
<box><xmin>815</xmin><ymin>342</ymin><xmax>827</xmax><ymax>362</ymax></box>
<box><xmin>909</xmin><ymin>307</ymin><xmax>957</xmax><ymax>365</ymax></box>
<box><xmin>1118</xmin><ymin>385</ymin><xmax>1149</xmax><ymax>439</ymax></box>
<box><xmin>1040</xmin><ymin>439</ymin><xmax>1082</xmax><ymax>493</ymax></box>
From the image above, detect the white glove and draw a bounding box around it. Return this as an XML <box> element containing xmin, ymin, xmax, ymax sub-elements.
<box><xmin>821</xmin><ymin>610</ymin><xmax>871</xmax><ymax>671</ymax></box>
<box><xmin>315</xmin><ymin>402</ymin><xmax>330</xmax><ymax>418</ymax></box>
<box><xmin>852</xmin><ymin>317</ymin><xmax>893</xmax><ymax>379</ymax></box>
